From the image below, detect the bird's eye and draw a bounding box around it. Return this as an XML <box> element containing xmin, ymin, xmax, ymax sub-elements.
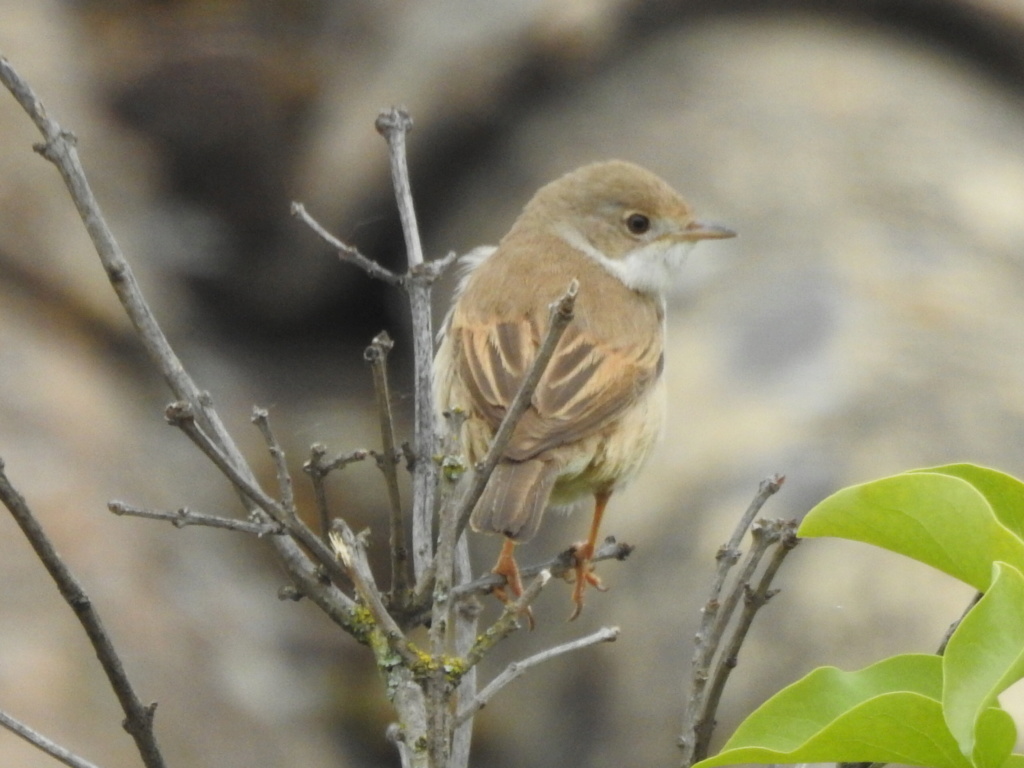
<box><xmin>625</xmin><ymin>213</ymin><xmax>651</xmax><ymax>235</ymax></box>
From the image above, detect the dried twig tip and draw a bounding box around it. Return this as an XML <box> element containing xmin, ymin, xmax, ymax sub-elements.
<box><xmin>164</xmin><ymin>401</ymin><xmax>194</xmax><ymax>425</ymax></box>
<box><xmin>375</xmin><ymin>107</ymin><xmax>413</xmax><ymax>136</ymax></box>
<box><xmin>364</xmin><ymin>331</ymin><xmax>395</xmax><ymax>362</ymax></box>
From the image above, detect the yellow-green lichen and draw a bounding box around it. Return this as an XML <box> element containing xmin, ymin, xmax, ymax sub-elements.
<box><xmin>347</xmin><ymin>604</ymin><xmax>376</xmax><ymax>645</ymax></box>
<box><xmin>405</xmin><ymin>643</ymin><xmax>468</xmax><ymax>685</ymax></box>
<box><xmin>437</xmin><ymin>454</ymin><xmax>467</xmax><ymax>482</ymax></box>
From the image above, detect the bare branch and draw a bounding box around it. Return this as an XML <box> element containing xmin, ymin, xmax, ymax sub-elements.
<box><xmin>462</xmin><ymin>570</ymin><xmax>552</xmax><ymax>671</ymax></box>
<box><xmin>420</xmin><ymin>249</ymin><xmax>459</xmax><ymax>280</ymax></box>
<box><xmin>274</xmin><ymin>543</ymin><xmax>361</xmax><ymax>632</ymax></box>
<box><xmin>303</xmin><ymin>443</ymin><xmax>368</xmax><ymax>539</ymax></box>
<box><xmin>364</xmin><ymin>332</ymin><xmax>411</xmax><ymax>605</ymax></box>
<box><xmin>0</xmin><ymin>709</ymin><xmax>103</xmax><ymax>768</ymax></box>
<box><xmin>698</xmin><ymin>519</ymin><xmax>799</xmax><ymax>758</ymax></box>
<box><xmin>165</xmin><ymin>401</ymin><xmax>354</xmax><ymax>590</ymax></box>
<box><xmin>290</xmin><ymin>202</ymin><xmax>404</xmax><ymax>287</ymax></box>
<box><xmin>679</xmin><ymin>475</ymin><xmax>789</xmax><ymax>767</ymax></box>
<box><xmin>0</xmin><ymin>460</ymin><xmax>167</xmax><ymax>768</ymax></box>
<box><xmin>685</xmin><ymin>475</ymin><xmax>784</xmax><ymax>702</ymax></box>
<box><xmin>375</xmin><ymin>108</ymin><xmax>424</xmax><ymax>269</ymax></box>
<box><xmin>252</xmin><ymin>407</ymin><xmax>296</xmax><ymax>514</ymax></box>
<box><xmin>454</xmin><ymin>625</ymin><xmax>620</xmax><ymax>727</ymax></box>
<box><xmin>720</xmin><ymin>475</ymin><xmax>786</xmax><ymax>579</ymax></box>
<box><xmin>376</xmin><ymin>108</ymin><xmax>444</xmax><ymax>583</ymax></box>
<box><xmin>449</xmin><ymin>537</ymin><xmax>479</xmax><ymax>767</ymax></box>
<box><xmin>329</xmin><ymin>520</ymin><xmax>419</xmax><ymax>668</ymax></box>
<box><xmin>0</xmin><ymin>60</ymin><xmax>532</xmax><ymax>768</ymax></box>
<box><xmin>108</xmin><ymin>501</ymin><xmax>285</xmax><ymax>536</ymax></box>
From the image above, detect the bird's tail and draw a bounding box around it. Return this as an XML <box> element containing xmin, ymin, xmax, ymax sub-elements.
<box><xmin>470</xmin><ymin>459</ymin><xmax>559</xmax><ymax>542</ymax></box>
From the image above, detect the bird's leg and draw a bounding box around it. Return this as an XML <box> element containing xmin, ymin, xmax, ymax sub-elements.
<box><xmin>492</xmin><ymin>538</ymin><xmax>523</xmax><ymax>601</ymax></box>
<box><xmin>568</xmin><ymin>488</ymin><xmax>611</xmax><ymax>620</ymax></box>
<box><xmin>491</xmin><ymin>537</ymin><xmax>535</xmax><ymax>628</ymax></box>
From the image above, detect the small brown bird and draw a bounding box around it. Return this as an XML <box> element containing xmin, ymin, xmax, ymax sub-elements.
<box><xmin>435</xmin><ymin>160</ymin><xmax>734</xmax><ymax>619</ymax></box>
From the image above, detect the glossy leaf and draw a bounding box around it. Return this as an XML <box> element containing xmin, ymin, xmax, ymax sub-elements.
<box><xmin>799</xmin><ymin>470</ymin><xmax>1024</xmax><ymax>591</ymax></box>
<box><xmin>971</xmin><ymin>706</ymin><xmax>1018</xmax><ymax>768</ymax></box>
<box><xmin>944</xmin><ymin>562</ymin><xmax>1024</xmax><ymax>762</ymax></box>
<box><xmin>913</xmin><ymin>465</ymin><xmax>1024</xmax><ymax>544</ymax></box>
<box><xmin>693</xmin><ymin>655</ymin><xmax>976</xmax><ymax>768</ymax></box>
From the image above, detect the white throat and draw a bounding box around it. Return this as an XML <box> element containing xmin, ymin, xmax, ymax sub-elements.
<box><xmin>555</xmin><ymin>223</ymin><xmax>694</xmax><ymax>295</ymax></box>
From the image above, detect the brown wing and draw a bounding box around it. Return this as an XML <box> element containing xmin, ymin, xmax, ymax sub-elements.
<box><xmin>454</xmin><ymin>319</ymin><xmax>662</xmax><ymax>462</ymax></box>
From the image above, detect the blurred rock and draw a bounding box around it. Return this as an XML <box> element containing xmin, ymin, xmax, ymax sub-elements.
<box><xmin>3</xmin><ymin>2</ymin><xmax>1024</xmax><ymax>768</ymax></box>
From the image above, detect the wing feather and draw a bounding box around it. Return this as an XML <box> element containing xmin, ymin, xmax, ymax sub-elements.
<box><xmin>453</xmin><ymin>319</ymin><xmax>662</xmax><ymax>462</ymax></box>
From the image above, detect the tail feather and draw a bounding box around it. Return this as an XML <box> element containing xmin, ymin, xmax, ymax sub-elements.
<box><xmin>470</xmin><ymin>460</ymin><xmax>558</xmax><ymax>542</ymax></box>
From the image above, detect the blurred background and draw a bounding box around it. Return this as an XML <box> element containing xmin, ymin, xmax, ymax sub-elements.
<box><xmin>2</xmin><ymin>0</ymin><xmax>1024</xmax><ymax>766</ymax></box>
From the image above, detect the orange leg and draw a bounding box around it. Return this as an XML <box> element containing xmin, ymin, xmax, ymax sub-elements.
<box><xmin>569</xmin><ymin>488</ymin><xmax>612</xmax><ymax>620</ymax></box>
<box><xmin>491</xmin><ymin>537</ymin><xmax>535</xmax><ymax>629</ymax></box>
<box><xmin>492</xmin><ymin>538</ymin><xmax>524</xmax><ymax>601</ymax></box>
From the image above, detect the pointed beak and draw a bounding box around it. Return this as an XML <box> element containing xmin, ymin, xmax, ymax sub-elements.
<box><xmin>681</xmin><ymin>220</ymin><xmax>737</xmax><ymax>241</ymax></box>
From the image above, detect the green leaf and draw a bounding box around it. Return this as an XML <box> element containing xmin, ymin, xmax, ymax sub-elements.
<box><xmin>913</xmin><ymin>465</ymin><xmax>1024</xmax><ymax>544</ymax></box>
<box><xmin>971</xmin><ymin>707</ymin><xmax>1018</xmax><ymax>768</ymax></box>
<box><xmin>799</xmin><ymin>470</ymin><xmax>1024</xmax><ymax>591</ymax></box>
<box><xmin>944</xmin><ymin>561</ymin><xmax>1024</xmax><ymax>761</ymax></box>
<box><xmin>693</xmin><ymin>655</ymin><xmax>974</xmax><ymax>768</ymax></box>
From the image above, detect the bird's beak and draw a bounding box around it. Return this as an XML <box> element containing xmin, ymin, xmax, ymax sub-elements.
<box><xmin>681</xmin><ymin>220</ymin><xmax>737</xmax><ymax>241</ymax></box>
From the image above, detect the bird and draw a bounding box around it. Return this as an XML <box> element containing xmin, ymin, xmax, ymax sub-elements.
<box><xmin>434</xmin><ymin>160</ymin><xmax>735</xmax><ymax>620</ymax></box>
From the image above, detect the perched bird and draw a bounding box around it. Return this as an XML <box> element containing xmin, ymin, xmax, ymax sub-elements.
<box><xmin>435</xmin><ymin>160</ymin><xmax>734</xmax><ymax>620</ymax></box>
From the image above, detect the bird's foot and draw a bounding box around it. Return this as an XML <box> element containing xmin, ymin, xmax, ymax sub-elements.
<box><xmin>567</xmin><ymin>540</ymin><xmax>607</xmax><ymax>621</ymax></box>
<box><xmin>492</xmin><ymin>541</ymin><xmax>535</xmax><ymax>629</ymax></box>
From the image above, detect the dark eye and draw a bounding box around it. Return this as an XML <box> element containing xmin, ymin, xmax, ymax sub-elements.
<box><xmin>625</xmin><ymin>213</ymin><xmax>651</xmax><ymax>235</ymax></box>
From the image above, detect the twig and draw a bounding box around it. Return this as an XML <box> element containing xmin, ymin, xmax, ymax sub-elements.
<box><xmin>329</xmin><ymin>521</ymin><xmax>419</xmax><ymax>667</ymax></box>
<box><xmin>449</xmin><ymin>536</ymin><xmax>479</xmax><ymax>767</ymax></box>
<box><xmin>708</xmin><ymin>519</ymin><xmax>779</xmax><ymax>659</ymax></box>
<box><xmin>0</xmin><ymin>709</ymin><xmax>102</xmax><ymax>768</ymax></box>
<box><xmin>364</xmin><ymin>332</ymin><xmax>410</xmax><ymax>606</ymax></box>
<box><xmin>698</xmin><ymin>519</ymin><xmax>799</xmax><ymax>758</ymax></box>
<box><xmin>108</xmin><ymin>501</ymin><xmax>285</xmax><ymax>536</ymax></box>
<box><xmin>252</xmin><ymin>407</ymin><xmax>296</xmax><ymax>513</ymax></box>
<box><xmin>376</xmin><ymin>108</ymin><xmax>437</xmax><ymax>582</ymax></box>
<box><xmin>304</xmin><ymin>444</ymin><xmax>369</xmax><ymax>539</ymax></box>
<box><xmin>719</xmin><ymin>475</ymin><xmax>786</xmax><ymax>586</ymax></box>
<box><xmin>165</xmin><ymin>401</ymin><xmax>354</xmax><ymax>590</ymax></box>
<box><xmin>0</xmin><ymin>460</ymin><xmax>167</xmax><ymax>768</ymax></box>
<box><xmin>462</xmin><ymin>570</ymin><xmax>552</xmax><ymax>671</ymax></box>
<box><xmin>679</xmin><ymin>475</ymin><xmax>787</xmax><ymax>767</ymax></box>
<box><xmin>290</xmin><ymin>202</ymin><xmax>404</xmax><ymax>287</ymax></box>
<box><xmin>454</xmin><ymin>625</ymin><xmax>620</xmax><ymax>727</ymax></box>
<box><xmin>375</xmin><ymin>108</ymin><xmax>424</xmax><ymax>269</ymax></box>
